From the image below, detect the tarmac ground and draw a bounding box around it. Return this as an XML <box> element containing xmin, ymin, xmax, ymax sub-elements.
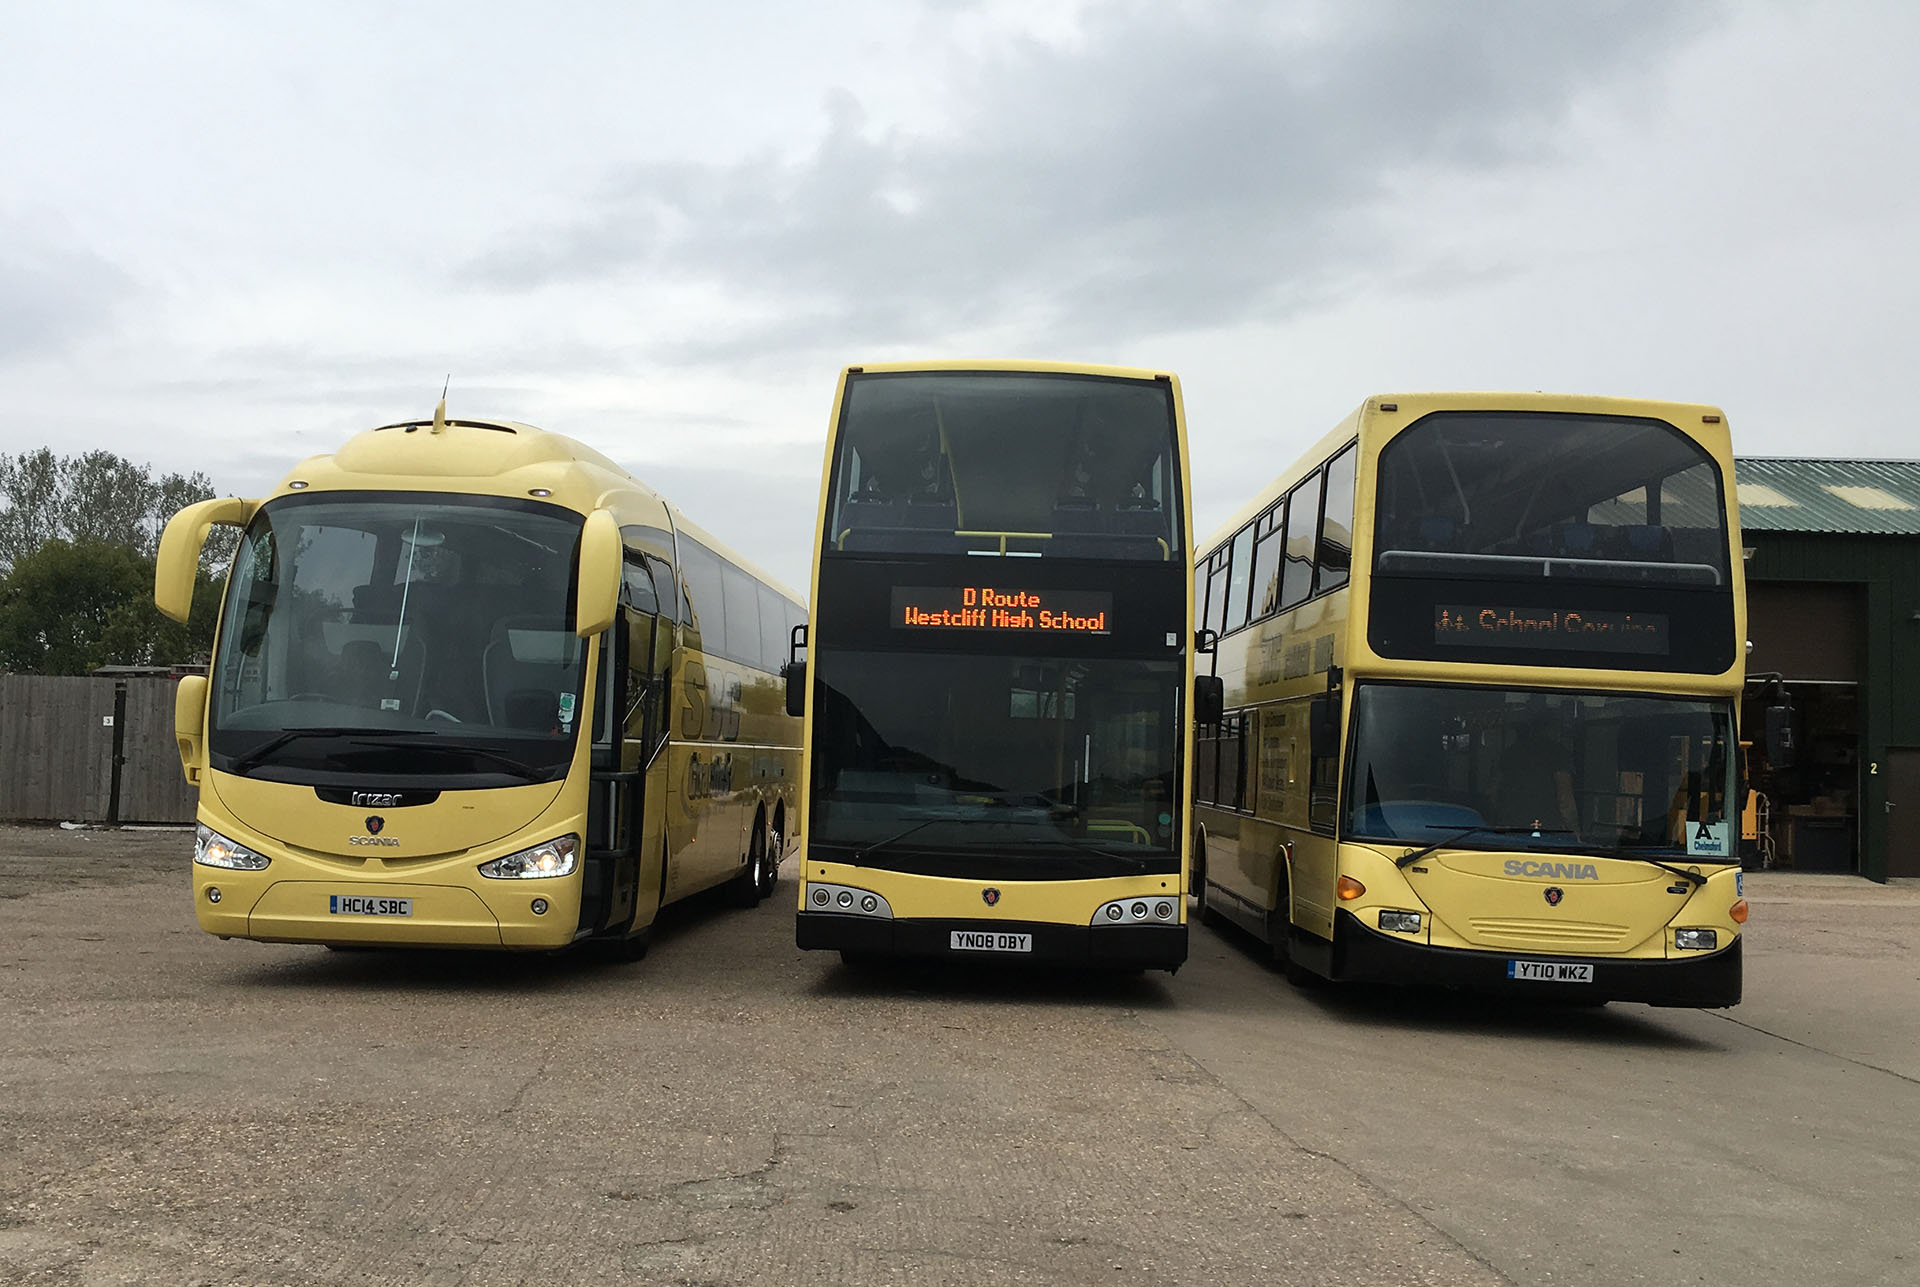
<box><xmin>1</xmin><ymin>824</ymin><xmax>1914</xmax><ymax>1286</ymax></box>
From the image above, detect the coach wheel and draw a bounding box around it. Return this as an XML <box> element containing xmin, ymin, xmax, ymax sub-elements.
<box><xmin>1192</xmin><ymin>837</ymin><xmax>1218</xmax><ymax>927</ymax></box>
<box><xmin>730</xmin><ymin>818</ymin><xmax>768</xmax><ymax>907</ymax></box>
<box><xmin>758</xmin><ymin>814</ymin><xmax>781</xmax><ymax>899</ymax></box>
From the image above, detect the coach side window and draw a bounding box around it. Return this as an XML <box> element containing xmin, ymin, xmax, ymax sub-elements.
<box><xmin>1317</xmin><ymin>445</ymin><xmax>1356</xmax><ymax>595</ymax></box>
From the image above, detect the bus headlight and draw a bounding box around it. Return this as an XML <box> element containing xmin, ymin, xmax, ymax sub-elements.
<box><xmin>1090</xmin><ymin>897</ymin><xmax>1180</xmax><ymax>927</ymax></box>
<box><xmin>478</xmin><ymin>835</ymin><xmax>578</xmax><ymax>879</ymax></box>
<box><xmin>1378</xmin><ymin>910</ymin><xmax>1422</xmax><ymax>935</ymax></box>
<box><xmin>1674</xmin><ymin>928</ymin><xmax>1718</xmax><ymax>951</ymax></box>
<box><xmin>194</xmin><ymin>824</ymin><xmax>269</xmax><ymax>870</ymax></box>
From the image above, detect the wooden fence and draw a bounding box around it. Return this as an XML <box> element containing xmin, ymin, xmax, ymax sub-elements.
<box><xmin>0</xmin><ymin>675</ymin><xmax>196</xmax><ymax>824</ymax></box>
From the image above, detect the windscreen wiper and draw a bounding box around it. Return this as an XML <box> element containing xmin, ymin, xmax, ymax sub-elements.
<box><xmin>1394</xmin><ymin>824</ymin><xmax>1574</xmax><ymax>868</ymax></box>
<box><xmin>226</xmin><ymin>727</ymin><xmax>412</xmax><ymax>775</ymax></box>
<box><xmin>369</xmin><ymin>739</ymin><xmax>550</xmax><ymax>782</ymax></box>
<box><xmin>1560</xmin><ymin>847</ymin><xmax>1711</xmax><ymax>888</ymax></box>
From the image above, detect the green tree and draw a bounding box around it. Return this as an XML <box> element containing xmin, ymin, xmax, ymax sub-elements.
<box><xmin>0</xmin><ymin>540</ymin><xmax>219</xmax><ymax>675</ymax></box>
<box><xmin>0</xmin><ymin>448</ymin><xmax>228</xmax><ymax>573</ymax></box>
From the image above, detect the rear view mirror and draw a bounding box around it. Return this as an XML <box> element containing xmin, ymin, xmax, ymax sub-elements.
<box><xmin>783</xmin><ymin>662</ymin><xmax>806</xmax><ymax>718</ymax></box>
<box><xmin>575</xmin><ymin>510</ymin><xmax>621</xmax><ymax>637</ymax></box>
<box><xmin>1194</xmin><ymin>674</ymin><xmax>1224</xmax><ymax>726</ymax></box>
<box><xmin>1764</xmin><ymin>702</ymin><xmax>1801</xmax><ymax>771</ymax></box>
<box><xmin>154</xmin><ymin>497</ymin><xmax>256</xmax><ymax>622</ymax></box>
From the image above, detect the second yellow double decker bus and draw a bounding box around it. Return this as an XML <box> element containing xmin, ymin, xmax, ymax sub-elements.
<box><xmin>1192</xmin><ymin>393</ymin><xmax>1748</xmax><ymax>1006</ymax></box>
<box><xmin>791</xmin><ymin>361</ymin><xmax>1203</xmax><ymax>971</ymax></box>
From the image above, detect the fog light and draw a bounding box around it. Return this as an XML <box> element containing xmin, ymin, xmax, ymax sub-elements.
<box><xmin>531</xmin><ymin>898</ymin><xmax>548</xmax><ymax>916</ymax></box>
<box><xmin>1131</xmin><ymin>901</ymin><xmax>1148</xmax><ymax>919</ymax></box>
<box><xmin>812</xmin><ymin>887</ymin><xmax>831</xmax><ymax>906</ymax></box>
<box><xmin>1337</xmin><ymin>875</ymin><xmax>1366</xmax><ymax>901</ymax></box>
<box><xmin>1379</xmin><ymin>910</ymin><xmax>1421</xmax><ymax>934</ymax></box>
<box><xmin>206</xmin><ymin>887</ymin><xmax>222</xmax><ymax>904</ymax></box>
<box><xmin>1106</xmin><ymin>904</ymin><xmax>1123</xmax><ymax>921</ymax></box>
<box><xmin>1154</xmin><ymin>900</ymin><xmax>1173</xmax><ymax>920</ymax></box>
<box><xmin>860</xmin><ymin>895</ymin><xmax>878</xmax><ymax>913</ymax></box>
<box><xmin>837</xmin><ymin>890</ymin><xmax>854</xmax><ymax>907</ymax></box>
<box><xmin>1675</xmin><ymin>928</ymin><xmax>1717</xmax><ymax>951</ymax></box>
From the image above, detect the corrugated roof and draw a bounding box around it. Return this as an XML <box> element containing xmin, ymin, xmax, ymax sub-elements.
<box><xmin>1735</xmin><ymin>458</ymin><xmax>1920</xmax><ymax>535</ymax></box>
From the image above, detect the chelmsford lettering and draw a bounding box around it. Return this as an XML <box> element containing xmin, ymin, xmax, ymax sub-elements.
<box><xmin>891</xmin><ymin>585</ymin><xmax>1113</xmax><ymax>635</ymax></box>
<box><xmin>1434</xmin><ymin>604</ymin><xmax>1669</xmax><ymax>656</ymax></box>
<box><xmin>1503</xmin><ymin>859</ymin><xmax>1600</xmax><ymax>880</ymax></box>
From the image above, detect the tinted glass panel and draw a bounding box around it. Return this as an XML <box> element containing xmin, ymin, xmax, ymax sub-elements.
<box><xmin>826</xmin><ymin>371</ymin><xmax>1183</xmax><ymax>561</ymax></box>
<box><xmin>207</xmin><ymin>494</ymin><xmax>586</xmax><ymax>784</ymax></box>
<box><xmin>1373</xmin><ymin>412</ymin><xmax>1729</xmax><ymax>587</ymax></box>
<box><xmin>721</xmin><ymin>562</ymin><xmax>762</xmax><ymax>668</ymax></box>
<box><xmin>1318</xmin><ymin>444</ymin><xmax>1356</xmax><ymax>594</ymax></box>
<box><xmin>1281</xmin><ymin>472</ymin><xmax>1321</xmax><ymax>611</ymax></box>
<box><xmin>1344</xmin><ymin>682</ymin><xmax>1737</xmax><ymax>857</ymax></box>
<box><xmin>1223</xmin><ymin>526</ymin><xmax>1255</xmax><ymax>632</ymax></box>
<box><xmin>678</xmin><ymin>539</ymin><xmax>726</xmax><ymax>655</ymax></box>
<box><xmin>808</xmin><ymin>649</ymin><xmax>1182</xmax><ymax>879</ymax></box>
<box><xmin>1249</xmin><ymin>503</ymin><xmax>1285</xmax><ymax>620</ymax></box>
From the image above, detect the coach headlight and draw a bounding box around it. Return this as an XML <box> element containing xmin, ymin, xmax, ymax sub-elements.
<box><xmin>194</xmin><ymin>824</ymin><xmax>269</xmax><ymax>870</ymax></box>
<box><xmin>1674</xmin><ymin>928</ymin><xmax>1718</xmax><ymax>951</ymax></box>
<box><xmin>478</xmin><ymin>834</ymin><xmax>579</xmax><ymax>879</ymax></box>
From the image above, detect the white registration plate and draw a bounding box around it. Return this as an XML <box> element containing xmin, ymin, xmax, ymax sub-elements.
<box><xmin>950</xmin><ymin>930</ymin><xmax>1032</xmax><ymax>954</ymax></box>
<box><xmin>329</xmin><ymin>895</ymin><xmax>413</xmax><ymax>917</ymax></box>
<box><xmin>1508</xmin><ymin>959</ymin><xmax>1593</xmax><ymax>983</ymax></box>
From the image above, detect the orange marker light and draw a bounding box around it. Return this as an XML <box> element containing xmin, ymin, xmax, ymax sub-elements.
<box><xmin>1730</xmin><ymin>899</ymin><xmax>1749</xmax><ymax>924</ymax></box>
<box><xmin>1337</xmin><ymin>875</ymin><xmax>1366</xmax><ymax>901</ymax></box>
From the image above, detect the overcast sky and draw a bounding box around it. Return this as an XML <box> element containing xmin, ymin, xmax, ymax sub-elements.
<box><xmin>4</xmin><ymin>0</ymin><xmax>1916</xmax><ymax>593</ymax></box>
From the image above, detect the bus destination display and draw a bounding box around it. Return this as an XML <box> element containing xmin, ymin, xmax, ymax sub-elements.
<box><xmin>893</xmin><ymin>586</ymin><xmax>1113</xmax><ymax>635</ymax></box>
<box><xmin>1434</xmin><ymin>604</ymin><xmax>1669</xmax><ymax>655</ymax></box>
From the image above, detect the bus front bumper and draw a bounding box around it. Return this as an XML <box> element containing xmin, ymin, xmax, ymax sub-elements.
<box><xmin>1334</xmin><ymin>910</ymin><xmax>1742</xmax><ymax>1008</ymax></box>
<box><xmin>798</xmin><ymin>912</ymin><xmax>1186</xmax><ymax>971</ymax></box>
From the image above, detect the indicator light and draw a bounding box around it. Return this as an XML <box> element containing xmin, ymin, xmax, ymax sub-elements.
<box><xmin>1337</xmin><ymin>876</ymin><xmax>1366</xmax><ymax>901</ymax></box>
<box><xmin>1729</xmin><ymin>899</ymin><xmax>1749</xmax><ymax>924</ymax></box>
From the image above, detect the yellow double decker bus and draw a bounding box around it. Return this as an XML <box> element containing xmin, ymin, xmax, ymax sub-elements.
<box><xmin>155</xmin><ymin>408</ymin><xmax>803</xmax><ymax>955</ymax></box>
<box><xmin>1192</xmin><ymin>393</ymin><xmax>1748</xmax><ymax>1006</ymax></box>
<box><xmin>790</xmin><ymin>362</ymin><xmax>1205</xmax><ymax>971</ymax></box>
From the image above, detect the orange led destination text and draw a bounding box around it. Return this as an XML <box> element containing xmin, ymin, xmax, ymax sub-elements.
<box><xmin>895</xmin><ymin>586</ymin><xmax>1111</xmax><ymax>634</ymax></box>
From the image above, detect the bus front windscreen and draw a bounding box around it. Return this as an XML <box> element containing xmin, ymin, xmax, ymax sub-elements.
<box><xmin>825</xmin><ymin>371</ymin><xmax>1182</xmax><ymax>561</ymax></box>
<box><xmin>207</xmin><ymin>493</ymin><xmax>588</xmax><ymax>784</ymax></box>
<box><xmin>809</xmin><ymin>650</ymin><xmax>1183</xmax><ymax>879</ymax></box>
<box><xmin>1344</xmin><ymin>683</ymin><xmax>1739</xmax><ymax>861</ymax></box>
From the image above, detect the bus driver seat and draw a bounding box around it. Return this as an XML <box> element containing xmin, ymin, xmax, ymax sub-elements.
<box><xmin>482</xmin><ymin>617</ymin><xmax>583</xmax><ymax>733</ymax></box>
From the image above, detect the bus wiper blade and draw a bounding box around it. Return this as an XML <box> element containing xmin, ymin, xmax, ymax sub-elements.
<box><xmin>227</xmin><ymin>727</ymin><xmax>410</xmax><ymax>775</ymax></box>
<box><xmin>1565</xmin><ymin>848</ymin><xmax>1710</xmax><ymax>887</ymax></box>
<box><xmin>367</xmin><ymin>739</ymin><xmax>549</xmax><ymax>782</ymax></box>
<box><xmin>1394</xmin><ymin>825</ymin><xmax>1573</xmax><ymax>869</ymax></box>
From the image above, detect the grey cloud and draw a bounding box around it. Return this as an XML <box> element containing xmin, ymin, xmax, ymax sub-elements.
<box><xmin>468</xmin><ymin>1</ymin><xmax>1724</xmax><ymax>359</ymax></box>
<box><xmin>0</xmin><ymin>236</ymin><xmax>135</xmax><ymax>361</ymax></box>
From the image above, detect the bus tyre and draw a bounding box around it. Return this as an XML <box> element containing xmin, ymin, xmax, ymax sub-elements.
<box><xmin>1192</xmin><ymin>839</ymin><xmax>1220</xmax><ymax>927</ymax></box>
<box><xmin>730</xmin><ymin>821</ymin><xmax>769</xmax><ymax>907</ymax></box>
<box><xmin>758</xmin><ymin>817</ymin><xmax>781</xmax><ymax>899</ymax></box>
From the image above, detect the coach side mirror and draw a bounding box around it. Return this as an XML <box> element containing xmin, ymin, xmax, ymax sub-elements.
<box><xmin>154</xmin><ymin>497</ymin><xmax>256</xmax><ymax>622</ymax></box>
<box><xmin>1195</xmin><ymin>628</ymin><xmax>1218</xmax><ymax>655</ymax></box>
<box><xmin>1764</xmin><ymin>702</ymin><xmax>1800</xmax><ymax>771</ymax></box>
<box><xmin>783</xmin><ymin>662</ymin><xmax>806</xmax><ymax>718</ymax></box>
<box><xmin>1310</xmin><ymin>693</ymin><xmax>1340</xmax><ymax>759</ymax></box>
<box><xmin>174</xmin><ymin>674</ymin><xmax>209</xmax><ymax>785</ymax></box>
<box><xmin>1194</xmin><ymin>674</ymin><xmax>1224</xmax><ymax>726</ymax></box>
<box><xmin>575</xmin><ymin>511</ymin><xmax>622</xmax><ymax>637</ymax></box>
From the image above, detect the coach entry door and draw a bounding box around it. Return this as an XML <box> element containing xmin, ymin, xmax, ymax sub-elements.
<box><xmin>585</xmin><ymin>539</ymin><xmax>677</xmax><ymax>936</ymax></box>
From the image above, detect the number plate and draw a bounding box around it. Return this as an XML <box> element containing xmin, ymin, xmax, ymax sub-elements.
<box><xmin>329</xmin><ymin>895</ymin><xmax>413</xmax><ymax>917</ymax></box>
<box><xmin>950</xmin><ymin>930</ymin><xmax>1032</xmax><ymax>954</ymax></box>
<box><xmin>1507</xmin><ymin>959</ymin><xmax>1593</xmax><ymax>983</ymax></box>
